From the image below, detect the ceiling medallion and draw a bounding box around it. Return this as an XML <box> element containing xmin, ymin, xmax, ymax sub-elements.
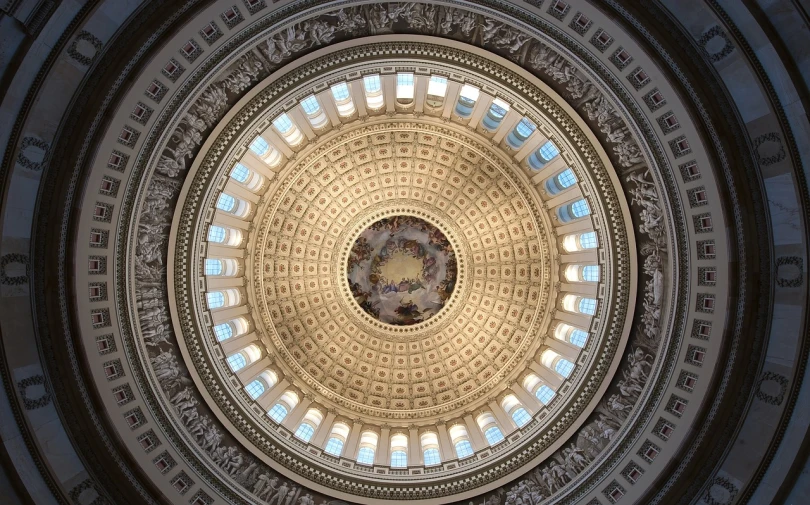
<box><xmin>347</xmin><ymin>215</ymin><xmax>456</xmax><ymax>325</ymax></box>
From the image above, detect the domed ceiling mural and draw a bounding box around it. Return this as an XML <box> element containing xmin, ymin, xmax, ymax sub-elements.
<box><xmin>0</xmin><ymin>1</ymin><xmax>808</xmax><ymax>505</ymax></box>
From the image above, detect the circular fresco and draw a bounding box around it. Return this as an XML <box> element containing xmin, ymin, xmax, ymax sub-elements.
<box><xmin>346</xmin><ymin>216</ymin><xmax>456</xmax><ymax>325</ymax></box>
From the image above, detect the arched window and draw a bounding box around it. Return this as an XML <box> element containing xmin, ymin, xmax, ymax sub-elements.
<box><xmin>562</xmin><ymin>231</ymin><xmax>598</xmax><ymax>252</ymax></box>
<box><xmin>245</xmin><ymin>371</ymin><xmax>277</xmax><ymax>400</ymax></box>
<box><xmin>273</xmin><ymin>113</ymin><xmax>303</xmax><ymax>146</ymax></box>
<box><xmin>206</xmin><ymin>289</ymin><xmax>240</xmax><ymax>309</ymax></box>
<box><xmin>528</xmin><ymin>140</ymin><xmax>561</xmax><ymax>169</ymax></box>
<box><xmin>554</xmin><ymin>323</ymin><xmax>590</xmax><ymax>348</ymax></box>
<box><xmin>363</xmin><ymin>74</ymin><xmax>381</xmax><ymax>93</ymax></box>
<box><xmin>331</xmin><ymin>82</ymin><xmax>351</xmax><ymax>101</ymax></box>
<box><xmin>454</xmin><ymin>440</ymin><xmax>474</xmax><ymax>458</ymax></box>
<box><xmin>570</xmin><ymin>329</ymin><xmax>589</xmax><ymax>347</ymax></box>
<box><xmin>501</xmin><ymin>394</ymin><xmax>531</xmax><ymax>428</ymax></box>
<box><xmin>245</xmin><ymin>379</ymin><xmax>266</xmax><ymax>399</ymax></box>
<box><xmin>423</xmin><ymin>448</ymin><xmax>440</xmax><ymax>466</ymax></box>
<box><xmin>582</xmin><ymin>265</ymin><xmax>599</xmax><ymax>282</ymax></box>
<box><xmin>396</xmin><ymin>73</ymin><xmax>415</xmax><ymax>105</ymax></box>
<box><xmin>213</xmin><ymin>322</ymin><xmax>233</xmax><ymax>341</ymax></box>
<box><xmin>539</xmin><ymin>140</ymin><xmax>560</xmax><ymax>161</ymax></box>
<box><xmin>506</xmin><ymin>117</ymin><xmax>536</xmax><ymax>149</ymax></box>
<box><xmin>249</xmin><ymin>137</ymin><xmax>269</xmax><ymax>156</ymax></box>
<box><xmin>217</xmin><ymin>194</ymin><xmax>236</xmax><ymax>212</ymax></box>
<box><xmin>536</xmin><ymin>385</ymin><xmax>556</xmax><ymax>404</ymax></box>
<box><xmin>357</xmin><ymin>447</ymin><xmax>375</xmax><ymax>465</ymax></box>
<box><xmin>455</xmin><ymin>84</ymin><xmax>480</xmax><ymax>117</ymax></box>
<box><xmin>390</xmin><ymin>450</ymin><xmax>407</xmax><ymax>468</ymax></box>
<box><xmin>300</xmin><ymin>95</ymin><xmax>328</xmax><ymax>128</ymax></box>
<box><xmin>557</xmin><ymin>168</ymin><xmax>577</xmax><ymax>188</ymax></box>
<box><xmin>208</xmin><ymin>225</ymin><xmax>226</xmax><ymax>243</ymax></box>
<box><xmin>541</xmin><ymin>349</ymin><xmax>575</xmax><ymax>379</ymax></box>
<box><xmin>213</xmin><ymin>317</ymin><xmax>249</xmax><ymax>341</ymax></box>
<box><xmin>207</xmin><ymin>225</ymin><xmax>243</xmax><ymax>247</ymax></box>
<box><xmin>269</xmin><ymin>391</ymin><xmax>298</xmax><ymax>423</ymax></box>
<box><xmin>572</xmin><ymin>199</ymin><xmax>590</xmax><ymax>217</ymax></box>
<box><xmin>546</xmin><ymin>168</ymin><xmax>577</xmax><ymax>194</ymax></box>
<box><xmin>295</xmin><ymin>423</ymin><xmax>315</xmax><ymax>442</ymax></box>
<box><xmin>476</xmin><ymin>412</ymin><xmax>504</xmax><ymax>446</ymax></box>
<box><xmin>363</xmin><ymin>75</ymin><xmax>384</xmax><ymax>109</ymax></box>
<box><xmin>482</xmin><ymin>98</ymin><xmax>509</xmax><ymax>131</ymax></box>
<box><xmin>231</xmin><ymin>163</ymin><xmax>250</xmax><ymax>183</ymax></box>
<box><xmin>420</xmin><ymin>432</ymin><xmax>441</xmax><ymax>466</ymax></box>
<box><xmin>323</xmin><ymin>422</ymin><xmax>350</xmax><ymax>456</ymax></box>
<box><xmin>390</xmin><ymin>433</ymin><xmax>408</xmax><ymax>467</ymax></box>
<box><xmin>579</xmin><ymin>231</ymin><xmax>598</xmax><ymax>248</ymax></box>
<box><xmin>578</xmin><ymin>297</ymin><xmax>597</xmax><ymax>315</ymax></box>
<box><xmin>555</xmin><ymin>358</ymin><xmax>575</xmax><ymax>378</ymax></box>
<box><xmin>558</xmin><ymin>199</ymin><xmax>591</xmax><ymax>222</ymax></box>
<box><xmin>324</xmin><ymin>437</ymin><xmax>344</xmax><ymax>456</ymax></box>
<box><xmin>426</xmin><ymin>76</ymin><xmax>448</xmax><ymax>108</ymax></box>
<box><xmin>216</xmin><ymin>193</ymin><xmax>251</xmax><ymax>217</ymax></box>
<box><xmin>268</xmin><ymin>404</ymin><xmax>288</xmax><ymax>423</ymax></box>
<box><xmin>273</xmin><ymin>114</ymin><xmax>293</xmax><ymax>133</ymax></box>
<box><xmin>227</xmin><ymin>353</ymin><xmax>247</xmax><ymax>371</ymax></box>
<box><xmin>249</xmin><ymin>135</ymin><xmax>282</xmax><ymax>167</ymax></box>
<box><xmin>449</xmin><ymin>425</ymin><xmax>474</xmax><ymax>459</ymax></box>
<box><xmin>300</xmin><ymin>95</ymin><xmax>320</xmax><ymax>115</ymax></box>
<box><xmin>330</xmin><ymin>83</ymin><xmax>355</xmax><ymax>117</ymax></box>
<box><xmin>227</xmin><ymin>344</ymin><xmax>260</xmax><ymax>373</ymax></box>
<box><xmin>207</xmin><ymin>292</ymin><xmax>224</xmax><ymax>309</ymax></box>
<box><xmin>484</xmin><ymin>426</ymin><xmax>505</xmax><ymax>445</ymax></box>
<box><xmin>356</xmin><ymin>431</ymin><xmax>378</xmax><ymax>465</ymax></box>
<box><xmin>294</xmin><ymin>409</ymin><xmax>324</xmax><ymax>442</ymax></box>
<box><xmin>564</xmin><ymin>264</ymin><xmax>600</xmax><ymax>283</ymax></box>
<box><xmin>205</xmin><ymin>259</ymin><xmax>223</xmax><ymax>276</ymax></box>
<box><xmin>512</xmin><ymin>408</ymin><xmax>531</xmax><ymax>427</ymax></box>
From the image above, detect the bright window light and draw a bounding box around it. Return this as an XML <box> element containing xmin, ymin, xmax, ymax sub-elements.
<box><xmin>213</xmin><ymin>323</ymin><xmax>233</xmax><ymax>341</ymax></box>
<box><xmin>300</xmin><ymin>95</ymin><xmax>320</xmax><ymax>115</ymax></box>
<box><xmin>250</xmin><ymin>137</ymin><xmax>269</xmax><ymax>156</ymax></box>
<box><xmin>357</xmin><ymin>447</ymin><xmax>375</xmax><ymax>465</ymax></box>
<box><xmin>231</xmin><ymin>163</ymin><xmax>250</xmax><ymax>183</ymax></box>
<box><xmin>555</xmin><ymin>358</ymin><xmax>575</xmax><ymax>378</ymax></box>
<box><xmin>207</xmin><ymin>292</ymin><xmax>225</xmax><ymax>309</ymax></box>
<box><xmin>512</xmin><ymin>408</ymin><xmax>531</xmax><ymax>427</ymax></box>
<box><xmin>578</xmin><ymin>297</ymin><xmax>597</xmax><ymax>315</ymax></box>
<box><xmin>427</xmin><ymin>76</ymin><xmax>448</xmax><ymax>97</ymax></box>
<box><xmin>331</xmin><ymin>83</ymin><xmax>351</xmax><ymax>101</ymax></box>
<box><xmin>227</xmin><ymin>353</ymin><xmax>247</xmax><ymax>371</ymax></box>
<box><xmin>396</xmin><ymin>73</ymin><xmax>415</xmax><ymax>100</ymax></box>
<box><xmin>217</xmin><ymin>194</ymin><xmax>236</xmax><ymax>212</ymax></box>
<box><xmin>295</xmin><ymin>423</ymin><xmax>315</xmax><ymax>442</ymax></box>
<box><xmin>557</xmin><ymin>169</ymin><xmax>576</xmax><ymax>188</ymax></box>
<box><xmin>268</xmin><ymin>404</ymin><xmax>288</xmax><ymax>423</ymax></box>
<box><xmin>273</xmin><ymin>114</ymin><xmax>293</xmax><ymax>133</ymax></box>
<box><xmin>536</xmin><ymin>385</ymin><xmax>556</xmax><ymax>404</ymax></box>
<box><xmin>363</xmin><ymin>75</ymin><xmax>381</xmax><ymax>93</ymax></box>
<box><xmin>204</xmin><ymin>259</ymin><xmax>222</xmax><ymax>276</ymax></box>
<box><xmin>245</xmin><ymin>379</ymin><xmax>266</xmax><ymax>399</ymax></box>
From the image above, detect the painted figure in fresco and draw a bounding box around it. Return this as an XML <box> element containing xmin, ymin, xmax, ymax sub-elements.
<box><xmin>394</xmin><ymin>299</ymin><xmax>423</xmax><ymax>325</ymax></box>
